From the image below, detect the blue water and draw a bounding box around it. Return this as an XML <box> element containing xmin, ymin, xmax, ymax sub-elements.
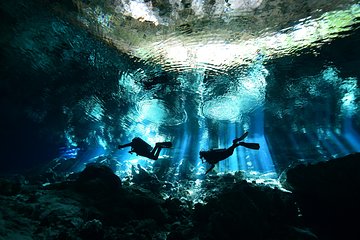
<box><xmin>1</xmin><ymin>0</ymin><xmax>359</xmax><ymax>182</ymax></box>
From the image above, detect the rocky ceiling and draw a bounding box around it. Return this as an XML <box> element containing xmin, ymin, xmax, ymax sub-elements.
<box><xmin>58</xmin><ymin>0</ymin><xmax>359</xmax><ymax>73</ymax></box>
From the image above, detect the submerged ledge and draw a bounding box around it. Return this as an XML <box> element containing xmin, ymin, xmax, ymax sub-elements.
<box><xmin>1</xmin><ymin>153</ymin><xmax>359</xmax><ymax>239</ymax></box>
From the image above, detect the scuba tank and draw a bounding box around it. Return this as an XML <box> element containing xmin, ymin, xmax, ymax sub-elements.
<box><xmin>131</xmin><ymin>137</ymin><xmax>153</xmax><ymax>154</ymax></box>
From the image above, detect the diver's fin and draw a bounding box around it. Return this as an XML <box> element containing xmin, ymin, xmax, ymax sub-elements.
<box><xmin>234</xmin><ymin>132</ymin><xmax>249</xmax><ymax>142</ymax></box>
<box><xmin>240</xmin><ymin>142</ymin><xmax>260</xmax><ymax>150</ymax></box>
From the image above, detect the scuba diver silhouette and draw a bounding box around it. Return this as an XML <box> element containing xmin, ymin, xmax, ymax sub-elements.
<box><xmin>200</xmin><ymin>132</ymin><xmax>260</xmax><ymax>174</ymax></box>
<box><xmin>118</xmin><ymin>137</ymin><xmax>172</xmax><ymax>160</ymax></box>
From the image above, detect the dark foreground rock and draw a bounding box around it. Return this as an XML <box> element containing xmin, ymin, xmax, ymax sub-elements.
<box><xmin>285</xmin><ymin>152</ymin><xmax>360</xmax><ymax>240</ymax></box>
<box><xmin>7</xmin><ymin>155</ymin><xmax>360</xmax><ymax>239</ymax></box>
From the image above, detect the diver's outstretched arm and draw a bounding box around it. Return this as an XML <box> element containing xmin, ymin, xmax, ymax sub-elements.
<box><xmin>205</xmin><ymin>164</ymin><xmax>215</xmax><ymax>174</ymax></box>
<box><xmin>118</xmin><ymin>142</ymin><xmax>132</xmax><ymax>149</ymax></box>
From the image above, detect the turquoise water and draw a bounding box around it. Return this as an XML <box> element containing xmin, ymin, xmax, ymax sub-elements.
<box><xmin>1</xmin><ymin>0</ymin><xmax>359</xmax><ymax>181</ymax></box>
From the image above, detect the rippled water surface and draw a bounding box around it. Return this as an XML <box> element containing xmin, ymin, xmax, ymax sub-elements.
<box><xmin>1</xmin><ymin>0</ymin><xmax>359</xmax><ymax>180</ymax></box>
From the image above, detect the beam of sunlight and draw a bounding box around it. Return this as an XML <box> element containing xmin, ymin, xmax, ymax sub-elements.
<box><xmin>288</xmin><ymin>134</ymin><xmax>305</xmax><ymax>160</ymax></box>
<box><xmin>316</xmin><ymin>129</ymin><xmax>349</xmax><ymax>158</ymax></box>
<box><xmin>343</xmin><ymin>118</ymin><xmax>360</xmax><ymax>152</ymax></box>
<box><xmin>173</xmin><ymin>126</ymin><xmax>191</xmax><ymax>179</ymax></box>
<box><xmin>73</xmin><ymin>146</ymin><xmax>106</xmax><ymax>172</ymax></box>
<box><xmin>196</xmin><ymin>122</ymin><xmax>209</xmax><ymax>176</ymax></box>
<box><xmin>340</xmin><ymin>76</ymin><xmax>360</xmax><ymax>152</ymax></box>
<box><xmin>58</xmin><ymin>147</ymin><xmax>80</xmax><ymax>159</ymax></box>
<box><xmin>304</xmin><ymin>131</ymin><xmax>327</xmax><ymax>159</ymax></box>
<box><xmin>202</xmin><ymin>108</ymin><xmax>276</xmax><ymax>183</ymax></box>
<box><xmin>249</xmin><ymin>109</ymin><xmax>276</xmax><ymax>177</ymax></box>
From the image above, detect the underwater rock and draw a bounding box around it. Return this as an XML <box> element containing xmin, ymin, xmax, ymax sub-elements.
<box><xmin>131</xmin><ymin>164</ymin><xmax>162</xmax><ymax>193</ymax></box>
<box><xmin>0</xmin><ymin>165</ymin><xmax>322</xmax><ymax>240</ymax></box>
<box><xmin>46</xmin><ymin>157</ymin><xmax>79</xmax><ymax>174</ymax></box>
<box><xmin>0</xmin><ymin>182</ymin><xmax>86</xmax><ymax>240</ymax></box>
<box><xmin>80</xmin><ymin>219</ymin><xmax>105</xmax><ymax>240</ymax></box>
<box><xmin>285</xmin><ymin>152</ymin><xmax>360</xmax><ymax>240</ymax></box>
<box><xmin>167</xmin><ymin>220</ymin><xmax>194</xmax><ymax>240</ymax></box>
<box><xmin>75</xmin><ymin>163</ymin><xmax>122</xmax><ymax>197</ymax></box>
<box><xmin>162</xmin><ymin>197</ymin><xmax>187</xmax><ymax>218</ymax></box>
<box><xmin>23</xmin><ymin>157</ymin><xmax>81</xmax><ymax>185</ymax></box>
<box><xmin>152</xmin><ymin>158</ymin><xmax>177</xmax><ymax>180</ymax></box>
<box><xmin>0</xmin><ymin>178</ymin><xmax>22</xmax><ymax>196</ymax></box>
<box><xmin>132</xmin><ymin>164</ymin><xmax>158</xmax><ymax>183</ymax></box>
<box><xmin>92</xmin><ymin>155</ymin><xmax>120</xmax><ymax>173</ymax></box>
<box><xmin>192</xmin><ymin>180</ymin><xmax>303</xmax><ymax>240</ymax></box>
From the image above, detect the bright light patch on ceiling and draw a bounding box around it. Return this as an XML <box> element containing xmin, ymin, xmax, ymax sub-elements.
<box><xmin>133</xmin><ymin>4</ymin><xmax>360</xmax><ymax>72</ymax></box>
<box><xmin>119</xmin><ymin>0</ymin><xmax>159</xmax><ymax>25</ymax></box>
<box><xmin>165</xmin><ymin>45</ymin><xmax>188</xmax><ymax>63</ymax></box>
<box><xmin>74</xmin><ymin>1</ymin><xmax>360</xmax><ymax>73</ymax></box>
<box><xmin>189</xmin><ymin>0</ymin><xmax>264</xmax><ymax>17</ymax></box>
<box><xmin>96</xmin><ymin>11</ymin><xmax>112</xmax><ymax>28</ymax></box>
<box><xmin>195</xmin><ymin>43</ymin><xmax>241</xmax><ymax>66</ymax></box>
<box><xmin>227</xmin><ymin>0</ymin><xmax>264</xmax><ymax>12</ymax></box>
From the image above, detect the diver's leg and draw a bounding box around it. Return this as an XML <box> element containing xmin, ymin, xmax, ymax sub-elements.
<box><xmin>233</xmin><ymin>132</ymin><xmax>249</xmax><ymax>144</ymax></box>
<box><xmin>221</xmin><ymin>145</ymin><xmax>237</xmax><ymax>159</ymax></box>
<box><xmin>156</xmin><ymin>142</ymin><xmax>172</xmax><ymax>148</ymax></box>
<box><xmin>154</xmin><ymin>147</ymin><xmax>162</xmax><ymax>160</ymax></box>
<box><xmin>149</xmin><ymin>146</ymin><xmax>162</xmax><ymax>160</ymax></box>
<box><xmin>205</xmin><ymin>164</ymin><xmax>215</xmax><ymax>174</ymax></box>
<box><xmin>228</xmin><ymin>144</ymin><xmax>237</xmax><ymax>153</ymax></box>
<box><xmin>232</xmin><ymin>143</ymin><xmax>242</xmax><ymax>149</ymax></box>
<box><xmin>118</xmin><ymin>142</ymin><xmax>132</xmax><ymax>149</ymax></box>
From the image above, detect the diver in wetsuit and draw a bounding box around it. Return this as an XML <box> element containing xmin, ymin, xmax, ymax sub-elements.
<box><xmin>118</xmin><ymin>137</ymin><xmax>172</xmax><ymax>160</ymax></box>
<box><xmin>200</xmin><ymin>132</ymin><xmax>260</xmax><ymax>174</ymax></box>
